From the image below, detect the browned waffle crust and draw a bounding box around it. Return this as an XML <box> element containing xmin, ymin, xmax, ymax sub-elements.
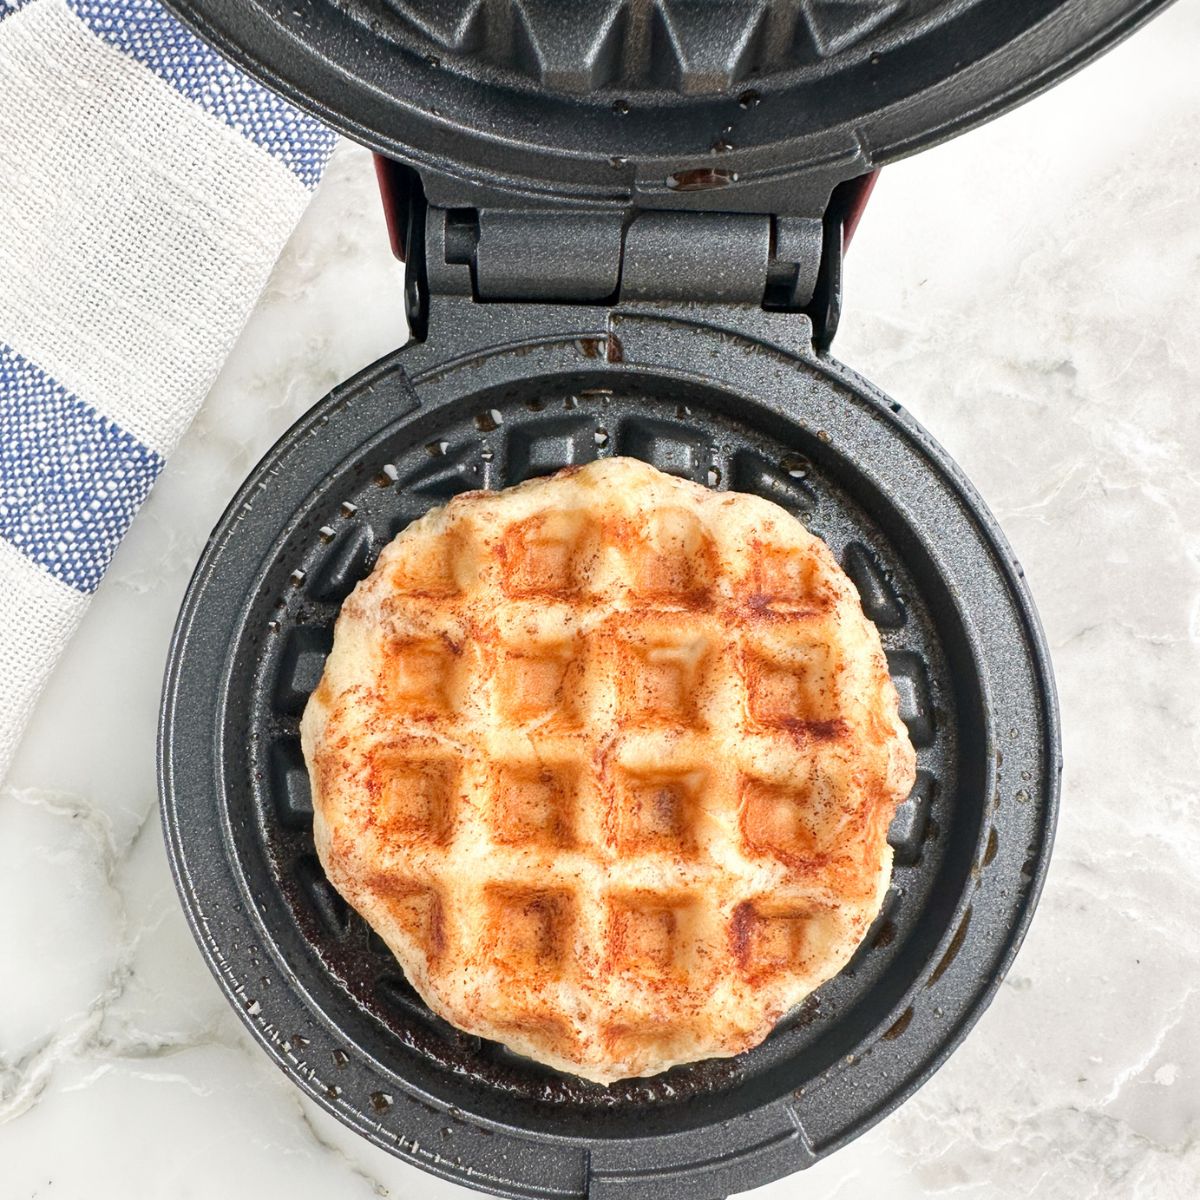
<box><xmin>301</xmin><ymin>457</ymin><xmax>915</xmax><ymax>1083</ymax></box>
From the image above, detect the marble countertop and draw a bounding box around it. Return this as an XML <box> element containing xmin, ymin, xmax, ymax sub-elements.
<box><xmin>3</xmin><ymin>2</ymin><xmax>1200</xmax><ymax>1196</ymax></box>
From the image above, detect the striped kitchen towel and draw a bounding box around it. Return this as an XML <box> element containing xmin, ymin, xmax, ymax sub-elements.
<box><xmin>0</xmin><ymin>0</ymin><xmax>337</xmax><ymax>780</ymax></box>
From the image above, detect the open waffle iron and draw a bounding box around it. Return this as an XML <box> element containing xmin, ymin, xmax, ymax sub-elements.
<box><xmin>157</xmin><ymin>3</ymin><xmax>1171</xmax><ymax>1197</ymax></box>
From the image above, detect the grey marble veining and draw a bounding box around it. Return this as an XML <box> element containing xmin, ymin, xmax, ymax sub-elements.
<box><xmin>2</xmin><ymin>2</ymin><xmax>1199</xmax><ymax>1195</ymax></box>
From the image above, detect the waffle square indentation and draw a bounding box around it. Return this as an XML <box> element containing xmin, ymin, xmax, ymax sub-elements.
<box><xmin>485</xmin><ymin>886</ymin><xmax>575</xmax><ymax>972</ymax></box>
<box><xmin>744</xmin><ymin>641</ymin><xmax>838</xmax><ymax>726</ymax></box>
<box><xmin>311</xmin><ymin>524</ymin><xmax>375</xmax><ymax>603</ymax></box>
<box><xmin>888</xmin><ymin>769</ymin><xmax>934</xmax><ymax>865</ymax></box>
<box><xmin>607</xmin><ymin>892</ymin><xmax>697</xmax><ymax>972</ymax></box>
<box><xmin>621</xmin><ymin>633</ymin><xmax>711</xmax><ymax>725</ymax></box>
<box><xmin>740</xmin><ymin>774</ymin><xmax>826</xmax><ymax>863</ymax></box>
<box><xmin>386</xmin><ymin>525</ymin><xmax>466</xmax><ymax>596</ymax></box>
<box><xmin>375</xmin><ymin>754</ymin><xmax>457</xmax><ymax>844</ymax></box>
<box><xmin>744</xmin><ymin>544</ymin><xmax>833</xmax><ymax>611</ymax></box>
<box><xmin>495</xmin><ymin>640</ymin><xmax>581</xmax><ymax>726</ymax></box>
<box><xmin>268</xmin><ymin>737</ymin><xmax>312</xmax><ymax>828</ymax></box>
<box><xmin>376</xmin><ymin>881</ymin><xmax>445</xmax><ymax>959</ymax></box>
<box><xmin>617</xmin><ymin>416</ymin><xmax>710</xmax><ymax>481</ymax></box>
<box><xmin>491</xmin><ymin>762</ymin><xmax>580</xmax><ymax>848</ymax></box>
<box><xmin>507</xmin><ymin>416</ymin><xmax>597</xmax><ymax>482</ymax></box>
<box><xmin>623</xmin><ymin>506</ymin><xmax>715</xmax><ymax>599</ymax></box>
<box><xmin>614</xmin><ymin>767</ymin><xmax>705</xmax><ymax>855</ymax></box>
<box><xmin>273</xmin><ymin>625</ymin><xmax>331</xmax><ymax>715</ymax></box>
<box><xmin>731</xmin><ymin>902</ymin><xmax>815</xmax><ymax>980</ymax></box>
<box><xmin>501</xmin><ymin>510</ymin><xmax>597</xmax><ymax>597</ymax></box>
<box><xmin>384</xmin><ymin>637</ymin><xmax>460</xmax><ymax>716</ymax></box>
<box><xmin>886</xmin><ymin>650</ymin><xmax>936</xmax><ymax>747</ymax></box>
<box><xmin>296</xmin><ymin>855</ymin><xmax>351</xmax><ymax>938</ymax></box>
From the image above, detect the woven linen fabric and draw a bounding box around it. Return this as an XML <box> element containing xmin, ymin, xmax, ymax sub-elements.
<box><xmin>0</xmin><ymin>0</ymin><xmax>337</xmax><ymax>781</ymax></box>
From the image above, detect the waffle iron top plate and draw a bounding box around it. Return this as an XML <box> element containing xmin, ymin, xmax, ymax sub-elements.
<box><xmin>162</xmin><ymin>0</ymin><xmax>1171</xmax><ymax>209</ymax></box>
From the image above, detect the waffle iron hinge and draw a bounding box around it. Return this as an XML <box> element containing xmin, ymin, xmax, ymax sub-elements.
<box><xmin>377</xmin><ymin>157</ymin><xmax>876</xmax><ymax>355</ymax></box>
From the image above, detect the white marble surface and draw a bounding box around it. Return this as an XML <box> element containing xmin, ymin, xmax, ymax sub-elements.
<box><xmin>3</xmin><ymin>3</ymin><xmax>1200</xmax><ymax>1196</ymax></box>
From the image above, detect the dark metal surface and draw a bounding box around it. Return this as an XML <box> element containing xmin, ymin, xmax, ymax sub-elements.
<box><xmin>386</xmin><ymin>158</ymin><xmax>860</xmax><ymax>354</ymax></box>
<box><xmin>159</xmin><ymin>301</ymin><xmax>1059</xmax><ymax>1199</ymax></box>
<box><xmin>162</xmin><ymin>0</ymin><xmax>1170</xmax><ymax>212</ymax></box>
<box><xmin>398</xmin><ymin>166</ymin><xmax>834</xmax><ymax>350</ymax></box>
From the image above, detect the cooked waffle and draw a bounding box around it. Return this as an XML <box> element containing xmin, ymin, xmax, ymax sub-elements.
<box><xmin>301</xmin><ymin>457</ymin><xmax>916</xmax><ymax>1084</ymax></box>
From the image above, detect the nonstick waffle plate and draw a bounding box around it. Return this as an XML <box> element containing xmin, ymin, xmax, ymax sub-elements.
<box><xmin>163</xmin><ymin>0</ymin><xmax>1172</xmax><ymax>213</ymax></box>
<box><xmin>160</xmin><ymin>306</ymin><xmax>1058</xmax><ymax>1199</ymax></box>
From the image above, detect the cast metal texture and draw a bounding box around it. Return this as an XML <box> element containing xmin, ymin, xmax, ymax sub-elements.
<box><xmin>162</xmin><ymin>0</ymin><xmax>1170</xmax><ymax>211</ymax></box>
<box><xmin>159</xmin><ymin>301</ymin><xmax>1059</xmax><ymax>1199</ymax></box>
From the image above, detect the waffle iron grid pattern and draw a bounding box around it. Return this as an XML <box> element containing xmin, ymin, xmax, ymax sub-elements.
<box><xmin>366</xmin><ymin>0</ymin><xmax>918</xmax><ymax>93</ymax></box>
<box><xmin>257</xmin><ymin>392</ymin><xmax>947</xmax><ymax>1112</ymax></box>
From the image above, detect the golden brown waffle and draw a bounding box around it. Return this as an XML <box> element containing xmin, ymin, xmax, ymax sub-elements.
<box><xmin>301</xmin><ymin>457</ymin><xmax>915</xmax><ymax>1083</ymax></box>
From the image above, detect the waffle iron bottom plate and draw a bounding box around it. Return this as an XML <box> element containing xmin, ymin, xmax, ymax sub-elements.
<box><xmin>159</xmin><ymin>304</ymin><xmax>1058</xmax><ymax>1200</ymax></box>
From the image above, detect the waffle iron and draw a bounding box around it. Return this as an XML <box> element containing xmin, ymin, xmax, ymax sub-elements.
<box><xmin>157</xmin><ymin>3</ymin><xmax>1172</xmax><ymax>1196</ymax></box>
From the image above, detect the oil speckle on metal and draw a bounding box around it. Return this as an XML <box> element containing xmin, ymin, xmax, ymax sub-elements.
<box><xmin>781</xmin><ymin>452</ymin><xmax>810</xmax><ymax>478</ymax></box>
<box><xmin>983</xmin><ymin>827</ymin><xmax>999</xmax><ymax>866</ymax></box>
<box><xmin>667</xmin><ymin>167</ymin><xmax>737</xmax><ymax>191</ymax></box>
<box><xmin>872</xmin><ymin>919</ymin><xmax>896</xmax><ymax>949</ymax></box>
<box><xmin>927</xmin><ymin>908</ymin><xmax>973</xmax><ymax>986</ymax></box>
<box><xmin>882</xmin><ymin>1007</ymin><xmax>914</xmax><ymax>1041</ymax></box>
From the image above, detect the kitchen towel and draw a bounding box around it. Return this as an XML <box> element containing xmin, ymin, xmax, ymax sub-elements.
<box><xmin>0</xmin><ymin>0</ymin><xmax>337</xmax><ymax>781</ymax></box>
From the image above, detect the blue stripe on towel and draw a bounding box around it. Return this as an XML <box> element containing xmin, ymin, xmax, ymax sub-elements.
<box><xmin>0</xmin><ymin>344</ymin><xmax>163</xmax><ymax>593</ymax></box>
<box><xmin>67</xmin><ymin>0</ymin><xmax>336</xmax><ymax>188</ymax></box>
<box><xmin>0</xmin><ymin>0</ymin><xmax>36</xmax><ymax>19</ymax></box>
